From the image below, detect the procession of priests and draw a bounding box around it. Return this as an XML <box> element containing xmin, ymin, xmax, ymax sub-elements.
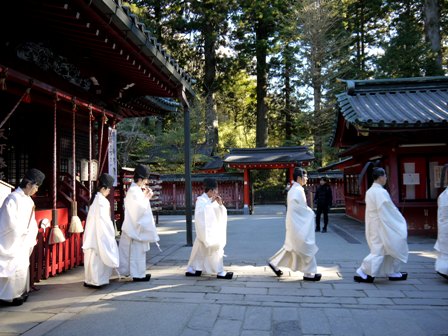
<box><xmin>3</xmin><ymin>162</ymin><xmax>448</xmax><ymax>307</ymax></box>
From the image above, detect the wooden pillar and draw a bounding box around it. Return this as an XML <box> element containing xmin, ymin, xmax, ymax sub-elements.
<box><xmin>289</xmin><ymin>166</ymin><xmax>294</xmax><ymax>183</ymax></box>
<box><xmin>234</xmin><ymin>182</ymin><xmax>239</xmax><ymax>209</ymax></box>
<box><xmin>388</xmin><ymin>147</ymin><xmax>399</xmax><ymax>204</ymax></box>
<box><xmin>173</xmin><ymin>183</ymin><xmax>177</xmax><ymax>210</ymax></box>
<box><xmin>243</xmin><ymin>168</ymin><xmax>250</xmax><ymax>214</ymax></box>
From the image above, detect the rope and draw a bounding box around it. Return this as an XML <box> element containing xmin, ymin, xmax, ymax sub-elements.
<box><xmin>0</xmin><ymin>86</ymin><xmax>31</xmax><ymax>129</ymax></box>
<box><xmin>53</xmin><ymin>94</ymin><xmax>59</xmax><ymax>210</ymax></box>
<box><xmin>72</xmin><ymin>100</ymin><xmax>77</xmax><ymax>202</ymax></box>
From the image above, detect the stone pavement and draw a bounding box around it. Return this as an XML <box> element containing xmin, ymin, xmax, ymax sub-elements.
<box><xmin>1</xmin><ymin>205</ymin><xmax>447</xmax><ymax>336</ymax></box>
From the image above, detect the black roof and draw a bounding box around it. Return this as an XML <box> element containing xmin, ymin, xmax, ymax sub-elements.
<box><xmin>224</xmin><ymin>147</ymin><xmax>315</xmax><ymax>165</ymax></box>
<box><xmin>336</xmin><ymin>76</ymin><xmax>448</xmax><ymax>128</ymax></box>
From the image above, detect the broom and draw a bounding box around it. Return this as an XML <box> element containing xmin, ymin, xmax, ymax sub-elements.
<box><xmin>49</xmin><ymin>93</ymin><xmax>65</xmax><ymax>244</ymax></box>
<box><xmin>69</xmin><ymin>100</ymin><xmax>83</xmax><ymax>233</ymax></box>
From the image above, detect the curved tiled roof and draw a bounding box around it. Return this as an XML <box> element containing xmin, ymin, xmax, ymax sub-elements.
<box><xmin>224</xmin><ymin>147</ymin><xmax>315</xmax><ymax>164</ymax></box>
<box><xmin>336</xmin><ymin>76</ymin><xmax>448</xmax><ymax>128</ymax></box>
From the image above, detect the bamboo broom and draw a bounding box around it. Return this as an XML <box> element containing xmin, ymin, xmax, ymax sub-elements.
<box><xmin>49</xmin><ymin>94</ymin><xmax>65</xmax><ymax>244</ymax></box>
<box><xmin>69</xmin><ymin>100</ymin><xmax>83</xmax><ymax>233</ymax></box>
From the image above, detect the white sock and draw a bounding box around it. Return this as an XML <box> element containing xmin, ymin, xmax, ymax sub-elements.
<box><xmin>388</xmin><ymin>272</ymin><xmax>402</xmax><ymax>278</ymax></box>
<box><xmin>356</xmin><ymin>268</ymin><xmax>368</xmax><ymax>279</ymax></box>
<box><xmin>304</xmin><ymin>273</ymin><xmax>314</xmax><ymax>277</ymax></box>
<box><xmin>217</xmin><ymin>271</ymin><xmax>227</xmax><ymax>277</ymax></box>
<box><xmin>186</xmin><ymin>266</ymin><xmax>195</xmax><ymax>274</ymax></box>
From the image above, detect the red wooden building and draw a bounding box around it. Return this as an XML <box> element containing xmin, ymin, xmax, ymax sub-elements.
<box><xmin>0</xmin><ymin>0</ymin><xmax>194</xmax><ymax>281</ymax></box>
<box><xmin>331</xmin><ymin>76</ymin><xmax>448</xmax><ymax>235</ymax></box>
<box><xmin>223</xmin><ymin>147</ymin><xmax>315</xmax><ymax>214</ymax></box>
<box><xmin>160</xmin><ymin>173</ymin><xmax>244</xmax><ymax>211</ymax></box>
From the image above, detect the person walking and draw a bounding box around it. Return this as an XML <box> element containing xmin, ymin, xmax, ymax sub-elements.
<box><xmin>0</xmin><ymin>168</ymin><xmax>45</xmax><ymax>306</ymax></box>
<box><xmin>185</xmin><ymin>178</ymin><xmax>233</xmax><ymax>279</ymax></box>
<box><xmin>267</xmin><ymin>167</ymin><xmax>321</xmax><ymax>281</ymax></box>
<box><xmin>118</xmin><ymin>164</ymin><xmax>159</xmax><ymax>282</ymax></box>
<box><xmin>82</xmin><ymin>173</ymin><xmax>119</xmax><ymax>288</ymax></box>
<box><xmin>354</xmin><ymin>167</ymin><xmax>409</xmax><ymax>283</ymax></box>
<box><xmin>435</xmin><ymin>164</ymin><xmax>448</xmax><ymax>280</ymax></box>
<box><xmin>314</xmin><ymin>176</ymin><xmax>333</xmax><ymax>232</ymax></box>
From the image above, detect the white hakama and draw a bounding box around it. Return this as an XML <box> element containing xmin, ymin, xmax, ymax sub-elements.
<box><xmin>118</xmin><ymin>183</ymin><xmax>159</xmax><ymax>278</ymax></box>
<box><xmin>82</xmin><ymin>193</ymin><xmax>119</xmax><ymax>286</ymax></box>
<box><xmin>0</xmin><ymin>188</ymin><xmax>38</xmax><ymax>301</ymax></box>
<box><xmin>358</xmin><ymin>183</ymin><xmax>408</xmax><ymax>277</ymax></box>
<box><xmin>269</xmin><ymin>182</ymin><xmax>318</xmax><ymax>274</ymax></box>
<box><xmin>435</xmin><ymin>187</ymin><xmax>448</xmax><ymax>276</ymax></box>
<box><xmin>187</xmin><ymin>193</ymin><xmax>227</xmax><ymax>274</ymax></box>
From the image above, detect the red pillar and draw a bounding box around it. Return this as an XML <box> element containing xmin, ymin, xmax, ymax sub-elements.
<box><xmin>289</xmin><ymin>166</ymin><xmax>294</xmax><ymax>183</ymax></box>
<box><xmin>243</xmin><ymin>168</ymin><xmax>250</xmax><ymax>214</ymax></box>
<box><xmin>388</xmin><ymin>147</ymin><xmax>399</xmax><ymax>204</ymax></box>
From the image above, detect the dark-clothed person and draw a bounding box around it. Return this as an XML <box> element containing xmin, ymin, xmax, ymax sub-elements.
<box><xmin>314</xmin><ymin>177</ymin><xmax>332</xmax><ymax>233</ymax></box>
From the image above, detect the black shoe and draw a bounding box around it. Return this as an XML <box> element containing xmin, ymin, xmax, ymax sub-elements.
<box><xmin>185</xmin><ymin>270</ymin><xmax>202</xmax><ymax>277</ymax></box>
<box><xmin>321</xmin><ymin>228</ymin><xmax>327</xmax><ymax>233</ymax></box>
<box><xmin>0</xmin><ymin>297</ymin><xmax>25</xmax><ymax>306</ymax></box>
<box><xmin>315</xmin><ymin>227</ymin><xmax>320</xmax><ymax>232</ymax></box>
<box><xmin>354</xmin><ymin>275</ymin><xmax>375</xmax><ymax>283</ymax></box>
<box><xmin>268</xmin><ymin>263</ymin><xmax>283</xmax><ymax>277</ymax></box>
<box><xmin>303</xmin><ymin>273</ymin><xmax>322</xmax><ymax>281</ymax></box>
<box><xmin>388</xmin><ymin>272</ymin><xmax>408</xmax><ymax>281</ymax></box>
<box><xmin>83</xmin><ymin>282</ymin><xmax>103</xmax><ymax>289</ymax></box>
<box><xmin>437</xmin><ymin>271</ymin><xmax>448</xmax><ymax>280</ymax></box>
<box><xmin>217</xmin><ymin>272</ymin><xmax>233</xmax><ymax>279</ymax></box>
<box><xmin>133</xmin><ymin>274</ymin><xmax>151</xmax><ymax>282</ymax></box>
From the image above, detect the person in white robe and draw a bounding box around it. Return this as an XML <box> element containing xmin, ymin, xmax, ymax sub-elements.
<box><xmin>435</xmin><ymin>165</ymin><xmax>448</xmax><ymax>280</ymax></box>
<box><xmin>354</xmin><ymin>167</ymin><xmax>409</xmax><ymax>283</ymax></box>
<box><xmin>0</xmin><ymin>168</ymin><xmax>45</xmax><ymax>306</ymax></box>
<box><xmin>268</xmin><ymin>167</ymin><xmax>321</xmax><ymax>281</ymax></box>
<box><xmin>82</xmin><ymin>173</ymin><xmax>119</xmax><ymax>288</ymax></box>
<box><xmin>185</xmin><ymin>178</ymin><xmax>233</xmax><ymax>279</ymax></box>
<box><xmin>118</xmin><ymin>164</ymin><xmax>159</xmax><ymax>282</ymax></box>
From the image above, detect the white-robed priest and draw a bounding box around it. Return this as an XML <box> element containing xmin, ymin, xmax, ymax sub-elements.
<box><xmin>354</xmin><ymin>167</ymin><xmax>409</xmax><ymax>283</ymax></box>
<box><xmin>0</xmin><ymin>168</ymin><xmax>45</xmax><ymax>306</ymax></box>
<box><xmin>435</xmin><ymin>164</ymin><xmax>448</xmax><ymax>280</ymax></box>
<box><xmin>82</xmin><ymin>173</ymin><xmax>119</xmax><ymax>288</ymax></box>
<box><xmin>118</xmin><ymin>164</ymin><xmax>159</xmax><ymax>282</ymax></box>
<box><xmin>185</xmin><ymin>178</ymin><xmax>233</xmax><ymax>279</ymax></box>
<box><xmin>268</xmin><ymin>167</ymin><xmax>321</xmax><ymax>281</ymax></box>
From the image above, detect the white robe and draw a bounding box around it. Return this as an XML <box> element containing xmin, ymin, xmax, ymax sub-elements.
<box><xmin>0</xmin><ymin>188</ymin><xmax>38</xmax><ymax>301</ymax></box>
<box><xmin>269</xmin><ymin>182</ymin><xmax>318</xmax><ymax>273</ymax></box>
<box><xmin>118</xmin><ymin>183</ymin><xmax>159</xmax><ymax>278</ymax></box>
<box><xmin>187</xmin><ymin>193</ymin><xmax>227</xmax><ymax>274</ymax></box>
<box><xmin>359</xmin><ymin>182</ymin><xmax>409</xmax><ymax>277</ymax></box>
<box><xmin>82</xmin><ymin>193</ymin><xmax>119</xmax><ymax>286</ymax></box>
<box><xmin>435</xmin><ymin>187</ymin><xmax>448</xmax><ymax>276</ymax></box>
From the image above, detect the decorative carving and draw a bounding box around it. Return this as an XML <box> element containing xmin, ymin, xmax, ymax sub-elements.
<box><xmin>16</xmin><ymin>42</ymin><xmax>91</xmax><ymax>91</ymax></box>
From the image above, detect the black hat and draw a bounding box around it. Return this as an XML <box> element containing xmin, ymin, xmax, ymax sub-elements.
<box><xmin>134</xmin><ymin>164</ymin><xmax>151</xmax><ymax>179</ymax></box>
<box><xmin>24</xmin><ymin>168</ymin><xmax>45</xmax><ymax>186</ymax></box>
<box><xmin>99</xmin><ymin>173</ymin><xmax>114</xmax><ymax>189</ymax></box>
<box><xmin>203</xmin><ymin>178</ymin><xmax>217</xmax><ymax>191</ymax></box>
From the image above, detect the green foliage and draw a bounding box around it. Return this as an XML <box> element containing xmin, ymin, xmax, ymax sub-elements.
<box><xmin>118</xmin><ymin>0</ymin><xmax>447</xmax><ymax>181</ymax></box>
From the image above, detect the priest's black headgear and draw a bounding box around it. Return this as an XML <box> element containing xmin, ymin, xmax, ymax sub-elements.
<box><xmin>203</xmin><ymin>178</ymin><xmax>217</xmax><ymax>192</ymax></box>
<box><xmin>134</xmin><ymin>164</ymin><xmax>151</xmax><ymax>180</ymax></box>
<box><xmin>372</xmin><ymin>167</ymin><xmax>386</xmax><ymax>180</ymax></box>
<box><xmin>24</xmin><ymin>168</ymin><xmax>45</xmax><ymax>186</ymax></box>
<box><xmin>293</xmin><ymin>167</ymin><xmax>307</xmax><ymax>181</ymax></box>
<box><xmin>99</xmin><ymin>173</ymin><xmax>114</xmax><ymax>189</ymax></box>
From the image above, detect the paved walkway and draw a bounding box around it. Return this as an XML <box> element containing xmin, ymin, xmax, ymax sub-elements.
<box><xmin>1</xmin><ymin>205</ymin><xmax>447</xmax><ymax>336</ymax></box>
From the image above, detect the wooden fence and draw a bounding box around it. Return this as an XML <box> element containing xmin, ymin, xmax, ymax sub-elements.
<box><xmin>30</xmin><ymin>208</ymin><xmax>84</xmax><ymax>285</ymax></box>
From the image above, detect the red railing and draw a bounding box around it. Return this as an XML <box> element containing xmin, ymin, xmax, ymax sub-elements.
<box><xmin>30</xmin><ymin>208</ymin><xmax>84</xmax><ymax>285</ymax></box>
